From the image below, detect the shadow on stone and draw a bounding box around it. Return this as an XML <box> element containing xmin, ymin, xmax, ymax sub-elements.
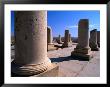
<box><xmin>54</xmin><ymin>45</ymin><xmax>64</xmax><ymax>49</ymax></box>
<box><xmin>50</xmin><ymin>56</ymin><xmax>89</xmax><ymax>63</ymax></box>
<box><xmin>11</xmin><ymin>72</ymin><xmax>29</xmax><ymax>77</ymax></box>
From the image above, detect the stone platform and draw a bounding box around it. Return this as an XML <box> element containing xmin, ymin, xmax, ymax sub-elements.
<box><xmin>47</xmin><ymin>44</ymin><xmax>58</xmax><ymax>51</ymax></box>
<box><xmin>11</xmin><ymin>43</ymin><xmax>100</xmax><ymax>77</ymax></box>
<box><xmin>32</xmin><ymin>63</ymin><xmax>59</xmax><ymax>77</ymax></box>
<box><xmin>11</xmin><ymin>63</ymin><xmax>59</xmax><ymax>77</ymax></box>
<box><xmin>71</xmin><ymin>52</ymin><xmax>93</xmax><ymax>61</ymax></box>
<box><xmin>48</xmin><ymin>44</ymin><xmax>100</xmax><ymax>77</ymax></box>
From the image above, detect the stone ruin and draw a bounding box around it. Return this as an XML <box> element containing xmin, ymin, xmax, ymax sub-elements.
<box><xmin>11</xmin><ymin>11</ymin><xmax>100</xmax><ymax>77</ymax></box>
<box><xmin>97</xmin><ymin>31</ymin><xmax>100</xmax><ymax>47</ymax></box>
<box><xmin>11</xmin><ymin>11</ymin><xmax>59</xmax><ymax>77</ymax></box>
<box><xmin>89</xmin><ymin>29</ymin><xmax>99</xmax><ymax>51</ymax></box>
<box><xmin>71</xmin><ymin>19</ymin><xmax>93</xmax><ymax>60</ymax></box>
<box><xmin>47</xmin><ymin>26</ymin><xmax>58</xmax><ymax>51</ymax></box>
<box><xmin>57</xmin><ymin>34</ymin><xmax>63</xmax><ymax>44</ymax></box>
<box><xmin>62</xmin><ymin>30</ymin><xmax>72</xmax><ymax>47</ymax></box>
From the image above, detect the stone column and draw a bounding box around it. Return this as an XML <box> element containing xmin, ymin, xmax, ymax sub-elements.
<box><xmin>71</xmin><ymin>19</ymin><xmax>92</xmax><ymax>60</ymax></box>
<box><xmin>59</xmin><ymin>35</ymin><xmax>61</xmax><ymax>42</ymax></box>
<box><xmin>97</xmin><ymin>31</ymin><xmax>100</xmax><ymax>47</ymax></box>
<box><xmin>69</xmin><ymin>34</ymin><xmax>72</xmax><ymax>42</ymax></box>
<box><xmin>62</xmin><ymin>30</ymin><xmax>70</xmax><ymax>47</ymax></box>
<box><xmin>47</xmin><ymin>26</ymin><xmax>53</xmax><ymax>44</ymax></box>
<box><xmin>12</xmin><ymin>11</ymin><xmax>53</xmax><ymax>76</ymax></box>
<box><xmin>90</xmin><ymin>29</ymin><xmax>99</xmax><ymax>51</ymax></box>
<box><xmin>57</xmin><ymin>34</ymin><xmax>63</xmax><ymax>44</ymax></box>
<box><xmin>47</xmin><ymin>26</ymin><xmax>55</xmax><ymax>51</ymax></box>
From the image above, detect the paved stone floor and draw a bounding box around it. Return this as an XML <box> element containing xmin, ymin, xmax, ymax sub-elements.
<box><xmin>11</xmin><ymin>43</ymin><xmax>100</xmax><ymax>77</ymax></box>
<box><xmin>48</xmin><ymin>43</ymin><xmax>100</xmax><ymax>77</ymax></box>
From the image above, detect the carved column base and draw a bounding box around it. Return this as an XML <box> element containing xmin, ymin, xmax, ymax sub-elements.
<box><xmin>71</xmin><ymin>47</ymin><xmax>93</xmax><ymax>60</ymax></box>
<box><xmin>11</xmin><ymin>60</ymin><xmax>52</xmax><ymax>77</ymax></box>
<box><xmin>32</xmin><ymin>63</ymin><xmax>59</xmax><ymax>77</ymax></box>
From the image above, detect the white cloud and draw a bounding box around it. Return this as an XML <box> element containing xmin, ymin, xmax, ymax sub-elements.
<box><xmin>89</xmin><ymin>24</ymin><xmax>95</xmax><ymax>27</ymax></box>
<box><xmin>66</xmin><ymin>24</ymin><xmax>99</xmax><ymax>29</ymax></box>
<box><xmin>66</xmin><ymin>25</ymin><xmax>78</xmax><ymax>29</ymax></box>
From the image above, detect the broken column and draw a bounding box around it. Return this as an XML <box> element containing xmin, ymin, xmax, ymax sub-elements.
<box><xmin>62</xmin><ymin>30</ymin><xmax>71</xmax><ymax>47</ymax></box>
<box><xmin>47</xmin><ymin>26</ymin><xmax>56</xmax><ymax>51</ymax></box>
<box><xmin>97</xmin><ymin>31</ymin><xmax>100</xmax><ymax>47</ymax></box>
<box><xmin>12</xmin><ymin>11</ymin><xmax>58</xmax><ymax>76</ymax></box>
<box><xmin>57</xmin><ymin>34</ymin><xmax>63</xmax><ymax>44</ymax></box>
<box><xmin>69</xmin><ymin>33</ymin><xmax>72</xmax><ymax>43</ymax></box>
<box><xmin>47</xmin><ymin>26</ymin><xmax>53</xmax><ymax>45</ymax></box>
<box><xmin>71</xmin><ymin>19</ymin><xmax>92</xmax><ymax>60</ymax></box>
<box><xmin>90</xmin><ymin>29</ymin><xmax>99</xmax><ymax>51</ymax></box>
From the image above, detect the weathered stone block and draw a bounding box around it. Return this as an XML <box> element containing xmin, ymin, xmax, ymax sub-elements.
<box><xmin>32</xmin><ymin>64</ymin><xmax>59</xmax><ymax>77</ymax></box>
<box><xmin>71</xmin><ymin>19</ymin><xmax>92</xmax><ymax>60</ymax></box>
<box><xmin>90</xmin><ymin>29</ymin><xmax>99</xmax><ymax>51</ymax></box>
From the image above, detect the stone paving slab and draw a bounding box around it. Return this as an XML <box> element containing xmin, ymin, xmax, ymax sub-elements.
<box><xmin>11</xmin><ymin>43</ymin><xmax>100</xmax><ymax>77</ymax></box>
<box><xmin>77</xmin><ymin>51</ymin><xmax>100</xmax><ymax>77</ymax></box>
<box><xmin>58</xmin><ymin>60</ymin><xmax>88</xmax><ymax>77</ymax></box>
<box><xmin>48</xmin><ymin>45</ymin><xmax>100</xmax><ymax>77</ymax></box>
<box><xmin>58</xmin><ymin>60</ymin><xmax>88</xmax><ymax>73</ymax></box>
<box><xmin>58</xmin><ymin>66</ymin><xmax>78</xmax><ymax>77</ymax></box>
<box><xmin>48</xmin><ymin>45</ymin><xmax>76</xmax><ymax>58</ymax></box>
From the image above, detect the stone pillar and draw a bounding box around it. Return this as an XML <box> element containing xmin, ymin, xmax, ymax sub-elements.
<box><xmin>90</xmin><ymin>29</ymin><xmax>99</xmax><ymax>51</ymax></box>
<box><xmin>11</xmin><ymin>11</ymin><xmax>57</xmax><ymax>76</ymax></box>
<box><xmin>71</xmin><ymin>19</ymin><xmax>92</xmax><ymax>60</ymax></box>
<box><xmin>47</xmin><ymin>26</ymin><xmax>55</xmax><ymax>51</ymax></box>
<box><xmin>69</xmin><ymin>34</ymin><xmax>72</xmax><ymax>42</ymax></box>
<box><xmin>97</xmin><ymin>31</ymin><xmax>100</xmax><ymax>47</ymax></box>
<box><xmin>62</xmin><ymin>30</ymin><xmax>70</xmax><ymax>47</ymax></box>
<box><xmin>47</xmin><ymin>26</ymin><xmax>53</xmax><ymax>44</ymax></box>
<box><xmin>57</xmin><ymin>34</ymin><xmax>63</xmax><ymax>44</ymax></box>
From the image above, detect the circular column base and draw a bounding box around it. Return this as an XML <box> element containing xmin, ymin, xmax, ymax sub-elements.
<box><xmin>11</xmin><ymin>60</ymin><xmax>52</xmax><ymax>76</ymax></box>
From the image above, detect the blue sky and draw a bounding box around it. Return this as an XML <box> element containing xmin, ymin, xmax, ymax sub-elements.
<box><xmin>11</xmin><ymin>11</ymin><xmax>100</xmax><ymax>37</ymax></box>
<box><xmin>11</xmin><ymin>11</ymin><xmax>14</xmax><ymax>36</ymax></box>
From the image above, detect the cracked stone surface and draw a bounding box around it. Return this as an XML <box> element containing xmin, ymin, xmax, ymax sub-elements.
<box><xmin>11</xmin><ymin>43</ymin><xmax>100</xmax><ymax>77</ymax></box>
<box><xmin>77</xmin><ymin>51</ymin><xmax>100</xmax><ymax>77</ymax></box>
<box><xmin>47</xmin><ymin>43</ymin><xmax>100</xmax><ymax>77</ymax></box>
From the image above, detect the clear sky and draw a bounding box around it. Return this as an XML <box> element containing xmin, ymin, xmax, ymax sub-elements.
<box><xmin>11</xmin><ymin>11</ymin><xmax>14</xmax><ymax>36</ymax></box>
<box><xmin>11</xmin><ymin>11</ymin><xmax>100</xmax><ymax>37</ymax></box>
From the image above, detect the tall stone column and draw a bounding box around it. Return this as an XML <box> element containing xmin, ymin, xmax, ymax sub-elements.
<box><xmin>71</xmin><ymin>19</ymin><xmax>92</xmax><ymax>60</ymax></box>
<box><xmin>12</xmin><ymin>11</ymin><xmax>54</xmax><ymax>76</ymax></box>
<box><xmin>47</xmin><ymin>26</ymin><xmax>53</xmax><ymax>44</ymax></box>
<box><xmin>47</xmin><ymin>26</ymin><xmax>55</xmax><ymax>51</ymax></box>
<box><xmin>62</xmin><ymin>30</ymin><xmax>70</xmax><ymax>47</ymax></box>
<box><xmin>59</xmin><ymin>35</ymin><xmax>61</xmax><ymax>42</ymax></box>
<box><xmin>90</xmin><ymin>29</ymin><xmax>99</xmax><ymax>51</ymax></box>
<box><xmin>69</xmin><ymin>34</ymin><xmax>72</xmax><ymax>43</ymax></box>
<box><xmin>57</xmin><ymin>34</ymin><xmax>63</xmax><ymax>44</ymax></box>
<box><xmin>97</xmin><ymin>31</ymin><xmax>100</xmax><ymax>47</ymax></box>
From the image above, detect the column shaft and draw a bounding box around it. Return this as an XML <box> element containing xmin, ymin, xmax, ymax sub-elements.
<box><xmin>90</xmin><ymin>29</ymin><xmax>99</xmax><ymax>50</ymax></box>
<box><xmin>77</xmin><ymin>19</ymin><xmax>89</xmax><ymax>49</ymax></box>
<box><xmin>71</xmin><ymin>19</ymin><xmax>92</xmax><ymax>60</ymax></box>
<box><xmin>62</xmin><ymin>30</ymin><xmax>70</xmax><ymax>47</ymax></box>
<box><xmin>12</xmin><ymin>11</ymin><xmax>51</xmax><ymax>76</ymax></box>
<box><xmin>97</xmin><ymin>31</ymin><xmax>100</xmax><ymax>47</ymax></box>
<box><xmin>47</xmin><ymin>26</ymin><xmax>53</xmax><ymax>44</ymax></box>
